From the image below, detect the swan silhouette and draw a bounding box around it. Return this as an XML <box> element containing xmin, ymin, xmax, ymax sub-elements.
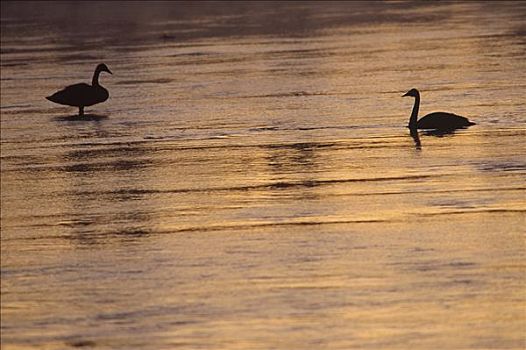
<box><xmin>403</xmin><ymin>88</ymin><xmax>475</xmax><ymax>130</ymax></box>
<box><xmin>46</xmin><ymin>63</ymin><xmax>112</xmax><ymax>116</ymax></box>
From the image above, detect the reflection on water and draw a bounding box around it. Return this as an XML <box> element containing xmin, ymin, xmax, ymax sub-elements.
<box><xmin>53</xmin><ymin>114</ymin><xmax>109</xmax><ymax>122</ymax></box>
<box><xmin>1</xmin><ymin>1</ymin><xmax>525</xmax><ymax>349</ymax></box>
<box><xmin>410</xmin><ymin>128</ymin><xmax>422</xmax><ymax>150</ymax></box>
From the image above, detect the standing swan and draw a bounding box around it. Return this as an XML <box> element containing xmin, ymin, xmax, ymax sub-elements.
<box><xmin>46</xmin><ymin>63</ymin><xmax>112</xmax><ymax>116</ymax></box>
<box><xmin>403</xmin><ymin>88</ymin><xmax>474</xmax><ymax>130</ymax></box>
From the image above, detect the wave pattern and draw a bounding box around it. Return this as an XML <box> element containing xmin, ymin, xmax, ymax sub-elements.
<box><xmin>1</xmin><ymin>1</ymin><xmax>525</xmax><ymax>350</ymax></box>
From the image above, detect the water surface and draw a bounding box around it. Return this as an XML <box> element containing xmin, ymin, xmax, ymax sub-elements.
<box><xmin>1</xmin><ymin>2</ymin><xmax>525</xmax><ymax>349</ymax></box>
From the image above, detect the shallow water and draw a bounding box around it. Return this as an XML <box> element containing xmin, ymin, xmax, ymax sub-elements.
<box><xmin>1</xmin><ymin>2</ymin><xmax>525</xmax><ymax>349</ymax></box>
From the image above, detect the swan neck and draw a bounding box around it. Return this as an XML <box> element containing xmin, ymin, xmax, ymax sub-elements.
<box><xmin>409</xmin><ymin>95</ymin><xmax>420</xmax><ymax>128</ymax></box>
<box><xmin>92</xmin><ymin>69</ymin><xmax>101</xmax><ymax>86</ymax></box>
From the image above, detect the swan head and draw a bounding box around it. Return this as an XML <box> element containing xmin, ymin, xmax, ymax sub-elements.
<box><xmin>402</xmin><ymin>88</ymin><xmax>419</xmax><ymax>98</ymax></box>
<box><xmin>96</xmin><ymin>63</ymin><xmax>112</xmax><ymax>75</ymax></box>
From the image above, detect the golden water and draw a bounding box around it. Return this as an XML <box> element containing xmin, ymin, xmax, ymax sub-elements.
<box><xmin>1</xmin><ymin>2</ymin><xmax>525</xmax><ymax>349</ymax></box>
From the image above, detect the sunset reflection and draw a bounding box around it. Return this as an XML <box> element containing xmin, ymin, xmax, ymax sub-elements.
<box><xmin>1</xmin><ymin>1</ymin><xmax>525</xmax><ymax>349</ymax></box>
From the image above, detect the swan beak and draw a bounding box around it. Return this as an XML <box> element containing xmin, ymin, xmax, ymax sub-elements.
<box><xmin>106</xmin><ymin>68</ymin><xmax>113</xmax><ymax>75</ymax></box>
<box><xmin>402</xmin><ymin>91</ymin><xmax>410</xmax><ymax>97</ymax></box>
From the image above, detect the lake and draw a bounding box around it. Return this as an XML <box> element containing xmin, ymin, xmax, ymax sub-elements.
<box><xmin>1</xmin><ymin>1</ymin><xmax>525</xmax><ymax>349</ymax></box>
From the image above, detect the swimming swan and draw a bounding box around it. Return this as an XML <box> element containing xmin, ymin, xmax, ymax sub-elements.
<box><xmin>403</xmin><ymin>88</ymin><xmax>474</xmax><ymax>130</ymax></box>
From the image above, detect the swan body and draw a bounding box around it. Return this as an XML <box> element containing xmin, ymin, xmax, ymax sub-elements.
<box><xmin>414</xmin><ymin>111</ymin><xmax>473</xmax><ymax>129</ymax></box>
<box><xmin>403</xmin><ymin>88</ymin><xmax>474</xmax><ymax>130</ymax></box>
<box><xmin>46</xmin><ymin>63</ymin><xmax>112</xmax><ymax>116</ymax></box>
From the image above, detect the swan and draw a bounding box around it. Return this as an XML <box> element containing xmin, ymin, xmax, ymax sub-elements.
<box><xmin>46</xmin><ymin>63</ymin><xmax>112</xmax><ymax>116</ymax></box>
<box><xmin>403</xmin><ymin>88</ymin><xmax>474</xmax><ymax>130</ymax></box>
